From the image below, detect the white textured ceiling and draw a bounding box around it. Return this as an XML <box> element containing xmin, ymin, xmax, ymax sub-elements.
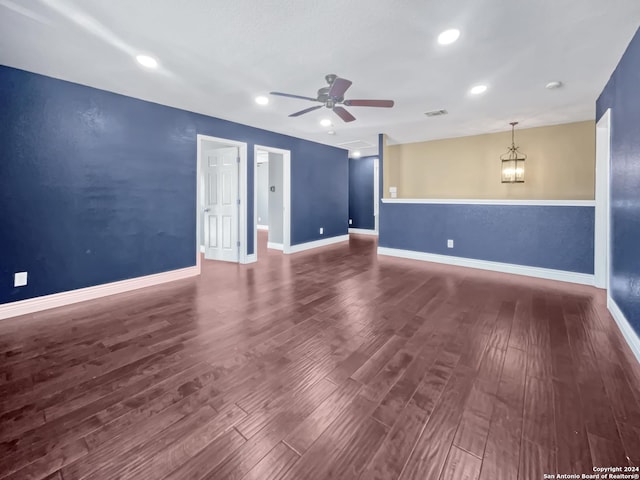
<box><xmin>1</xmin><ymin>0</ymin><xmax>639</xmax><ymax>156</ymax></box>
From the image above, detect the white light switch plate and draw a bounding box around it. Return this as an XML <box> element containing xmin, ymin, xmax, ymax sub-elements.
<box><xmin>447</xmin><ymin>239</ymin><xmax>454</xmax><ymax>248</ymax></box>
<box><xmin>14</xmin><ymin>271</ymin><xmax>28</xmax><ymax>287</ymax></box>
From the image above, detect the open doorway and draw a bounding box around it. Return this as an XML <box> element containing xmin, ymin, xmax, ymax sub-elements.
<box><xmin>253</xmin><ymin>145</ymin><xmax>291</xmax><ymax>260</ymax></box>
<box><xmin>196</xmin><ymin>134</ymin><xmax>248</xmax><ymax>269</ymax></box>
<box><xmin>348</xmin><ymin>156</ymin><xmax>379</xmax><ymax>235</ymax></box>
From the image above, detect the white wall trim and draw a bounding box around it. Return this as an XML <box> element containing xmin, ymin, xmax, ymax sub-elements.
<box><xmin>349</xmin><ymin>228</ymin><xmax>378</xmax><ymax>236</ymax></box>
<box><xmin>238</xmin><ymin>142</ymin><xmax>249</xmax><ymax>264</ymax></box>
<box><xmin>199</xmin><ymin>245</ymin><xmax>205</xmax><ymax>253</ymax></box>
<box><xmin>595</xmin><ymin>109</ymin><xmax>612</xmax><ymax>289</ymax></box>
<box><xmin>381</xmin><ymin>198</ymin><xmax>596</xmax><ymax>207</ymax></box>
<box><xmin>243</xmin><ymin>253</ymin><xmax>257</xmax><ymax>264</ymax></box>
<box><xmin>283</xmin><ymin>151</ymin><xmax>291</xmax><ymax>254</ymax></box>
<box><xmin>377</xmin><ymin>247</ymin><xmax>594</xmax><ymax>286</ymax></box>
<box><xmin>608</xmin><ymin>295</ymin><xmax>640</xmax><ymax>365</ymax></box>
<box><xmin>257</xmin><ymin>224</ymin><xmax>269</xmax><ymax>231</ymax></box>
<box><xmin>286</xmin><ymin>234</ymin><xmax>349</xmax><ymax>254</ymax></box>
<box><xmin>267</xmin><ymin>242</ymin><xmax>284</xmax><ymax>251</ymax></box>
<box><xmin>0</xmin><ymin>266</ymin><xmax>199</xmax><ymax>320</ymax></box>
<box><xmin>374</xmin><ymin>158</ymin><xmax>380</xmax><ymax>233</ymax></box>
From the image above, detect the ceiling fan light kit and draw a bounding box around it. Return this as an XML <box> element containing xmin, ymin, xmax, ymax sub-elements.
<box><xmin>270</xmin><ymin>74</ymin><xmax>395</xmax><ymax>123</ymax></box>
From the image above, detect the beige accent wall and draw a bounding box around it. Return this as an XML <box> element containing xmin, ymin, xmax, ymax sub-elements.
<box><xmin>383</xmin><ymin>121</ymin><xmax>595</xmax><ymax>200</ymax></box>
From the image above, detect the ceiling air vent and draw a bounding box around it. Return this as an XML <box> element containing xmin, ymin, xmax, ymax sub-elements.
<box><xmin>424</xmin><ymin>109</ymin><xmax>448</xmax><ymax>117</ymax></box>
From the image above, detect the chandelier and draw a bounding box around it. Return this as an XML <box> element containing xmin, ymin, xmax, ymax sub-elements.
<box><xmin>501</xmin><ymin>122</ymin><xmax>526</xmax><ymax>183</ymax></box>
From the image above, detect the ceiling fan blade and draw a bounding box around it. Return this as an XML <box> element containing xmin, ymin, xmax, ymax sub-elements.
<box><xmin>270</xmin><ymin>91</ymin><xmax>319</xmax><ymax>102</ymax></box>
<box><xmin>328</xmin><ymin>77</ymin><xmax>352</xmax><ymax>98</ymax></box>
<box><xmin>289</xmin><ymin>105</ymin><xmax>323</xmax><ymax>117</ymax></box>
<box><xmin>333</xmin><ymin>106</ymin><xmax>356</xmax><ymax>123</ymax></box>
<box><xmin>344</xmin><ymin>99</ymin><xmax>394</xmax><ymax>108</ymax></box>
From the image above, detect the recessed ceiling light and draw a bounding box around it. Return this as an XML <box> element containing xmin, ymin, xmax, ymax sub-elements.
<box><xmin>352</xmin><ymin>151</ymin><xmax>361</xmax><ymax>158</ymax></box>
<box><xmin>545</xmin><ymin>81</ymin><xmax>563</xmax><ymax>90</ymax></box>
<box><xmin>255</xmin><ymin>95</ymin><xmax>269</xmax><ymax>105</ymax></box>
<box><xmin>320</xmin><ymin>118</ymin><xmax>332</xmax><ymax>127</ymax></box>
<box><xmin>136</xmin><ymin>54</ymin><xmax>158</xmax><ymax>69</ymax></box>
<box><xmin>327</xmin><ymin>130</ymin><xmax>336</xmax><ymax>135</ymax></box>
<box><xmin>469</xmin><ymin>84</ymin><xmax>488</xmax><ymax>95</ymax></box>
<box><xmin>438</xmin><ymin>29</ymin><xmax>460</xmax><ymax>45</ymax></box>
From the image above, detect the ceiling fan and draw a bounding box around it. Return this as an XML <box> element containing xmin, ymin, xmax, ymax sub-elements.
<box><xmin>270</xmin><ymin>74</ymin><xmax>394</xmax><ymax>123</ymax></box>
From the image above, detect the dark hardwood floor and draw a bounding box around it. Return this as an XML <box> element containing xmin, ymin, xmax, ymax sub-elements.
<box><xmin>1</xmin><ymin>232</ymin><xmax>639</xmax><ymax>479</ymax></box>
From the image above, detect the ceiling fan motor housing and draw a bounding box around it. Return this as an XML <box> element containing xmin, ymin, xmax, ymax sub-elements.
<box><xmin>317</xmin><ymin>87</ymin><xmax>344</xmax><ymax>105</ymax></box>
<box><xmin>317</xmin><ymin>86</ymin><xmax>329</xmax><ymax>102</ymax></box>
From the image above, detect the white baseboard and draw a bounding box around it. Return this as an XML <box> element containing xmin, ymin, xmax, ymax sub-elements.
<box><xmin>199</xmin><ymin>245</ymin><xmax>205</xmax><ymax>253</ymax></box>
<box><xmin>242</xmin><ymin>254</ymin><xmax>257</xmax><ymax>264</ymax></box>
<box><xmin>267</xmin><ymin>242</ymin><xmax>284</xmax><ymax>251</ymax></box>
<box><xmin>377</xmin><ymin>247</ymin><xmax>595</xmax><ymax>286</ymax></box>
<box><xmin>0</xmin><ymin>266</ymin><xmax>200</xmax><ymax>320</ymax></box>
<box><xmin>349</xmin><ymin>228</ymin><xmax>378</xmax><ymax>236</ymax></box>
<box><xmin>257</xmin><ymin>225</ymin><xmax>269</xmax><ymax>231</ymax></box>
<box><xmin>286</xmin><ymin>234</ymin><xmax>350</xmax><ymax>254</ymax></box>
<box><xmin>608</xmin><ymin>296</ymin><xmax>640</xmax><ymax>365</ymax></box>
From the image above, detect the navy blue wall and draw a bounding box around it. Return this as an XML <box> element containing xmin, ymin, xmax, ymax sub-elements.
<box><xmin>597</xmin><ymin>27</ymin><xmax>640</xmax><ymax>334</ymax></box>
<box><xmin>0</xmin><ymin>66</ymin><xmax>347</xmax><ymax>304</ymax></box>
<box><xmin>348</xmin><ymin>156</ymin><xmax>376</xmax><ymax>230</ymax></box>
<box><xmin>379</xmin><ymin>203</ymin><xmax>594</xmax><ymax>274</ymax></box>
<box><xmin>289</xmin><ymin>144</ymin><xmax>348</xmax><ymax>245</ymax></box>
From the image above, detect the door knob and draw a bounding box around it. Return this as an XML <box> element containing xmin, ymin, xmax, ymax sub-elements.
<box><xmin>204</xmin><ymin>208</ymin><xmax>211</xmax><ymax>212</ymax></box>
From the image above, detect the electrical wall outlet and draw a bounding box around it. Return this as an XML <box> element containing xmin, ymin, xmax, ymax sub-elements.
<box><xmin>349</xmin><ymin>219</ymin><xmax>352</xmax><ymax>225</ymax></box>
<box><xmin>319</xmin><ymin>227</ymin><xmax>324</xmax><ymax>235</ymax></box>
<box><xmin>14</xmin><ymin>271</ymin><xmax>28</xmax><ymax>287</ymax></box>
<box><xmin>447</xmin><ymin>239</ymin><xmax>454</xmax><ymax>248</ymax></box>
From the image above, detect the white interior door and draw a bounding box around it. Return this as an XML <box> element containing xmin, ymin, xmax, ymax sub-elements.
<box><xmin>204</xmin><ymin>147</ymin><xmax>239</xmax><ymax>262</ymax></box>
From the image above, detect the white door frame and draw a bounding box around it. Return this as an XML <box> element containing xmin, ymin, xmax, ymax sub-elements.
<box><xmin>594</xmin><ymin>109</ymin><xmax>611</xmax><ymax>289</ymax></box>
<box><xmin>196</xmin><ymin>134</ymin><xmax>249</xmax><ymax>271</ymax></box>
<box><xmin>253</xmin><ymin>145</ymin><xmax>291</xmax><ymax>260</ymax></box>
<box><xmin>374</xmin><ymin>158</ymin><xmax>380</xmax><ymax>233</ymax></box>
